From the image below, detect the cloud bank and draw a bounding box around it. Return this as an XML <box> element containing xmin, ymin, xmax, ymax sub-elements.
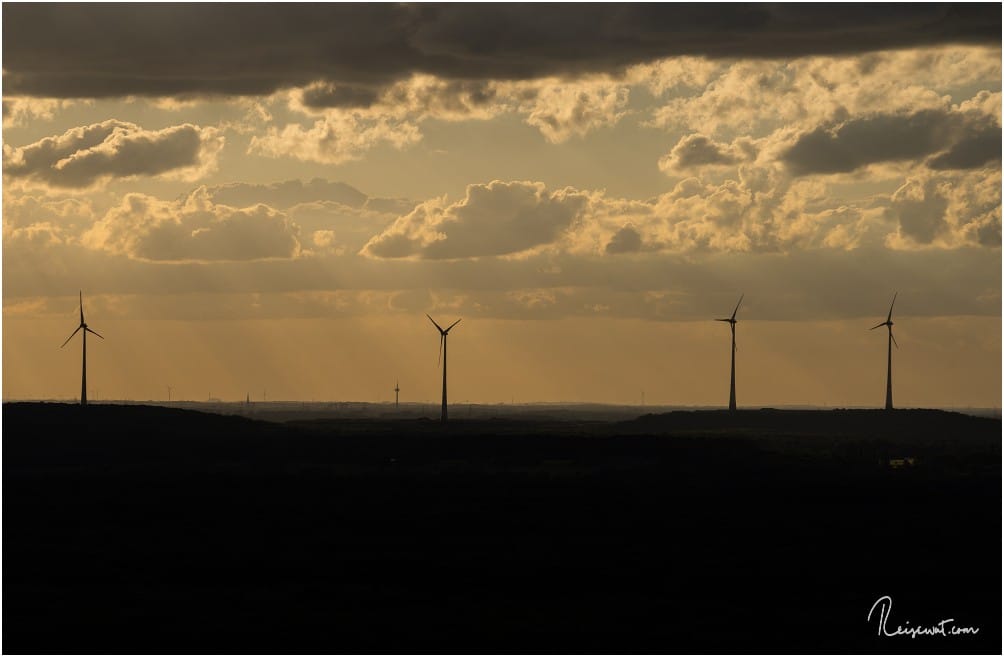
<box><xmin>5</xmin><ymin>5</ymin><xmax>998</xmax><ymax>99</ymax></box>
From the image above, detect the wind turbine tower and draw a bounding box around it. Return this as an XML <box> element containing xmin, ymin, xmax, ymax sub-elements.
<box><xmin>427</xmin><ymin>315</ymin><xmax>461</xmax><ymax>422</ymax></box>
<box><xmin>715</xmin><ymin>294</ymin><xmax>743</xmax><ymax>411</ymax></box>
<box><xmin>394</xmin><ymin>380</ymin><xmax>400</xmax><ymax>409</ymax></box>
<box><xmin>60</xmin><ymin>291</ymin><xmax>104</xmax><ymax>406</ymax></box>
<box><xmin>870</xmin><ymin>292</ymin><xmax>899</xmax><ymax>410</ymax></box>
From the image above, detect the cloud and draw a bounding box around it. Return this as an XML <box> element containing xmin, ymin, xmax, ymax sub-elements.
<box><xmin>203</xmin><ymin>179</ymin><xmax>370</xmax><ymax>209</ymax></box>
<box><xmin>2</xmin><ymin>97</ymin><xmax>79</xmax><ymax>127</ymax></box>
<box><xmin>2</xmin><ymin>195</ymin><xmax>96</xmax><ymax>232</ymax></box>
<box><xmin>298</xmin><ymin>75</ymin><xmax>510</xmax><ymax>121</ymax></box>
<box><xmin>605</xmin><ymin>225</ymin><xmax>644</xmax><ymax>254</ymax></box>
<box><xmin>299</xmin><ymin>82</ymin><xmax>381</xmax><ymax>110</ymax></box>
<box><xmin>191</xmin><ymin>179</ymin><xmax>409</xmax><ymax>253</ymax></box>
<box><xmin>659</xmin><ymin>134</ymin><xmax>757</xmax><ymax>173</ymax></box>
<box><xmin>781</xmin><ymin>109</ymin><xmax>1000</xmax><ymax>176</ymax></box>
<box><xmin>362</xmin><ymin>180</ymin><xmax>590</xmax><ymax>259</ymax></box>
<box><xmin>646</xmin><ymin>47</ymin><xmax>1001</xmax><ymax>138</ymax></box>
<box><xmin>519</xmin><ymin>78</ymin><xmax>630</xmax><ymax>143</ymax></box>
<box><xmin>4</xmin><ymin>5</ymin><xmax>998</xmax><ymax>99</ymax></box>
<box><xmin>2</xmin><ymin>120</ymin><xmax>223</xmax><ymax>188</ymax></box>
<box><xmin>248</xmin><ymin>113</ymin><xmax>420</xmax><ymax>165</ymax></box>
<box><xmin>82</xmin><ymin>189</ymin><xmax>301</xmax><ymax>262</ymax></box>
<box><xmin>262</xmin><ymin>73</ymin><xmax>631</xmax><ymax>160</ymax></box>
<box><xmin>926</xmin><ymin>124</ymin><xmax>1003</xmax><ymax>170</ymax></box>
<box><xmin>2</xmin><ymin>222</ymin><xmax>68</xmax><ymax>250</ymax></box>
<box><xmin>885</xmin><ymin>171</ymin><xmax>1002</xmax><ymax>248</ymax></box>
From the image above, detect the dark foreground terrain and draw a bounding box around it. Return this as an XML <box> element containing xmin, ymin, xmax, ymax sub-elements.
<box><xmin>4</xmin><ymin>403</ymin><xmax>1000</xmax><ymax>654</ymax></box>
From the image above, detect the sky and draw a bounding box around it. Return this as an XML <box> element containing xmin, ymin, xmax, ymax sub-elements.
<box><xmin>2</xmin><ymin>3</ymin><xmax>1001</xmax><ymax>407</ymax></box>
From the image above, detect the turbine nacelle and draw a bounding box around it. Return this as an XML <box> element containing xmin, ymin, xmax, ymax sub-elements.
<box><xmin>715</xmin><ymin>294</ymin><xmax>743</xmax><ymax>329</ymax></box>
<box><xmin>61</xmin><ymin>291</ymin><xmax>105</xmax><ymax>348</ymax></box>
<box><xmin>714</xmin><ymin>294</ymin><xmax>743</xmax><ymax>411</ymax></box>
<box><xmin>870</xmin><ymin>293</ymin><xmax>898</xmax><ymax>348</ymax></box>
<box><xmin>427</xmin><ymin>314</ymin><xmax>461</xmax><ymax>367</ymax></box>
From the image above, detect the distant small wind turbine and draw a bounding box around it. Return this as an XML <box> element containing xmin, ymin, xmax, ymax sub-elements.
<box><xmin>870</xmin><ymin>292</ymin><xmax>899</xmax><ymax>411</ymax></box>
<box><xmin>394</xmin><ymin>379</ymin><xmax>400</xmax><ymax>409</ymax></box>
<box><xmin>715</xmin><ymin>294</ymin><xmax>743</xmax><ymax>411</ymax></box>
<box><xmin>427</xmin><ymin>314</ymin><xmax>461</xmax><ymax>422</ymax></box>
<box><xmin>60</xmin><ymin>291</ymin><xmax>104</xmax><ymax>406</ymax></box>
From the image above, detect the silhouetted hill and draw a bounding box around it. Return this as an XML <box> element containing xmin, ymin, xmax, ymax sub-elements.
<box><xmin>621</xmin><ymin>407</ymin><xmax>997</xmax><ymax>436</ymax></box>
<box><xmin>4</xmin><ymin>403</ymin><xmax>1000</xmax><ymax>653</ymax></box>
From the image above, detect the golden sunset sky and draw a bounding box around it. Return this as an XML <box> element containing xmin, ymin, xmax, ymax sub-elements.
<box><xmin>2</xmin><ymin>4</ymin><xmax>1000</xmax><ymax>407</ymax></box>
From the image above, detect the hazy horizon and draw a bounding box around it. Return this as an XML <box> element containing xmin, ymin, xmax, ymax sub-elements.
<box><xmin>3</xmin><ymin>4</ymin><xmax>1000</xmax><ymax>408</ymax></box>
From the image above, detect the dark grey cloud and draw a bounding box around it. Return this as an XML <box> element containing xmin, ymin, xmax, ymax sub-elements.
<box><xmin>4</xmin><ymin>4</ymin><xmax>998</xmax><ymax>99</ymax></box>
<box><xmin>782</xmin><ymin>109</ymin><xmax>1001</xmax><ymax>175</ymax></box>
<box><xmin>605</xmin><ymin>225</ymin><xmax>644</xmax><ymax>254</ymax></box>
<box><xmin>300</xmin><ymin>83</ymin><xmax>382</xmax><ymax>110</ymax></box>
<box><xmin>886</xmin><ymin>180</ymin><xmax>951</xmax><ymax>244</ymax></box>
<box><xmin>927</xmin><ymin>124</ymin><xmax>1003</xmax><ymax>170</ymax></box>
<box><xmin>2</xmin><ymin>119</ymin><xmax>220</xmax><ymax>188</ymax></box>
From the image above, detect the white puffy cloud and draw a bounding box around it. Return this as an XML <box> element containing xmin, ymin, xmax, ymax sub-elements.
<box><xmin>517</xmin><ymin>77</ymin><xmax>630</xmax><ymax>143</ymax></box>
<box><xmin>248</xmin><ymin>113</ymin><xmax>421</xmax><ymax>165</ymax></box>
<box><xmin>885</xmin><ymin>171</ymin><xmax>1001</xmax><ymax>248</ymax></box>
<box><xmin>2</xmin><ymin>97</ymin><xmax>81</xmax><ymax>127</ymax></box>
<box><xmin>2</xmin><ymin>120</ymin><xmax>223</xmax><ymax>188</ymax></box>
<box><xmin>255</xmin><ymin>72</ymin><xmax>634</xmax><ymax>163</ymax></box>
<box><xmin>81</xmin><ymin>189</ymin><xmax>302</xmax><ymax>262</ymax></box>
<box><xmin>362</xmin><ymin>180</ymin><xmax>591</xmax><ymax>259</ymax></box>
<box><xmin>646</xmin><ymin>47</ymin><xmax>1000</xmax><ymax>138</ymax></box>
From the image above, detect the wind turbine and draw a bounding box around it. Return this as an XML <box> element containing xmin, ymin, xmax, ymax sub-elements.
<box><xmin>394</xmin><ymin>379</ymin><xmax>400</xmax><ymax>409</ymax></box>
<box><xmin>427</xmin><ymin>314</ymin><xmax>461</xmax><ymax>422</ymax></box>
<box><xmin>870</xmin><ymin>292</ymin><xmax>898</xmax><ymax>411</ymax></box>
<box><xmin>715</xmin><ymin>294</ymin><xmax>743</xmax><ymax>411</ymax></box>
<box><xmin>60</xmin><ymin>291</ymin><xmax>104</xmax><ymax>406</ymax></box>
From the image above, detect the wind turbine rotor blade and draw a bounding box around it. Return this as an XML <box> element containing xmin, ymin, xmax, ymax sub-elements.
<box><xmin>890</xmin><ymin>330</ymin><xmax>899</xmax><ymax>349</ymax></box>
<box><xmin>85</xmin><ymin>327</ymin><xmax>105</xmax><ymax>339</ymax></box>
<box><xmin>60</xmin><ymin>325</ymin><xmax>82</xmax><ymax>348</ymax></box>
<box><xmin>731</xmin><ymin>294</ymin><xmax>744</xmax><ymax>321</ymax></box>
<box><xmin>79</xmin><ymin>291</ymin><xmax>85</xmax><ymax>324</ymax></box>
<box><xmin>869</xmin><ymin>322</ymin><xmax>886</xmax><ymax>330</ymax></box>
<box><xmin>437</xmin><ymin>334</ymin><xmax>443</xmax><ymax>367</ymax></box>
<box><xmin>426</xmin><ymin>314</ymin><xmax>444</xmax><ymax>333</ymax></box>
<box><xmin>445</xmin><ymin>318</ymin><xmax>462</xmax><ymax>332</ymax></box>
<box><xmin>715</xmin><ymin>318</ymin><xmax>732</xmax><ymax>323</ymax></box>
<box><xmin>887</xmin><ymin>292</ymin><xmax>897</xmax><ymax>323</ymax></box>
